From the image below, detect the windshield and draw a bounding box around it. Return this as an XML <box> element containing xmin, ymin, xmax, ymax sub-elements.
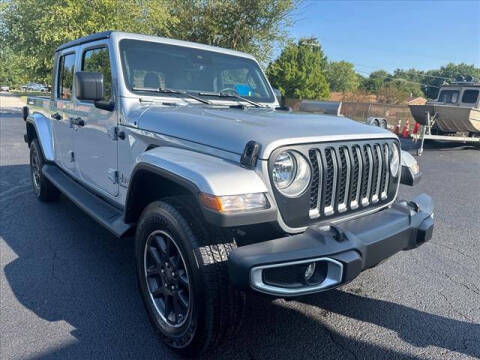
<box><xmin>437</xmin><ymin>89</ymin><xmax>459</xmax><ymax>104</ymax></box>
<box><xmin>119</xmin><ymin>39</ymin><xmax>275</xmax><ymax>103</ymax></box>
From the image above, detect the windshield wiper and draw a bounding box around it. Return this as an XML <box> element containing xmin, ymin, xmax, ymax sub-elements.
<box><xmin>132</xmin><ymin>87</ymin><xmax>212</xmax><ymax>105</ymax></box>
<box><xmin>197</xmin><ymin>91</ymin><xmax>266</xmax><ymax>108</ymax></box>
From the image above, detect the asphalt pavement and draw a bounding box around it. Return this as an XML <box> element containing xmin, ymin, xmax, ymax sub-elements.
<box><xmin>1</xmin><ymin>105</ymin><xmax>479</xmax><ymax>360</ymax></box>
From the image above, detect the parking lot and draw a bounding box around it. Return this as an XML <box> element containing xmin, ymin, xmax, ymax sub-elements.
<box><xmin>1</xmin><ymin>102</ymin><xmax>479</xmax><ymax>360</ymax></box>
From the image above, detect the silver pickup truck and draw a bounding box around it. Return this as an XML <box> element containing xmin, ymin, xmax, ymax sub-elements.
<box><xmin>24</xmin><ymin>31</ymin><xmax>433</xmax><ymax>356</ymax></box>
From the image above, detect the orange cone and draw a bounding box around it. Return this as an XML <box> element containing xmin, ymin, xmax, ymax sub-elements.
<box><xmin>394</xmin><ymin>119</ymin><xmax>401</xmax><ymax>135</ymax></box>
<box><xmin>401</xmin><ymin>119</ymin><xmax>410</xmax><ymax>138</ymax></box>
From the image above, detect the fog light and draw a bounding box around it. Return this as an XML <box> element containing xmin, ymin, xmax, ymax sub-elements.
<box><xmin>304</xmin><ymin>263</ymin><xmax>316</xmax><ymax>281</ymax></box>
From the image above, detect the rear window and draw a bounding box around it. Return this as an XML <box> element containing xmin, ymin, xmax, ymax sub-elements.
<box><xmin>57</xmin><ymin>53</ymin><xmax>76</xmax><ymax>100</ymax></box>
<box><xmin>461</xmin><ymin>89</ymin><xmax>479</xmax><ymax>104</ymax></box>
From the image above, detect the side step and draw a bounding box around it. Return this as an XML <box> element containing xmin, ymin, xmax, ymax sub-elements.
<box><xmin>42</xmin><ymin>164</ymin><xmax>132</xmax><ymax>237</ymax></box>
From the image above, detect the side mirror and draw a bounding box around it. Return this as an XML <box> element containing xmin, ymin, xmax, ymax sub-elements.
<box><xmin>75</xmin><ymin>71</ymin><xmax>114</xmax><ymax>111</ymax></box>
<box><xmin>400</xmin><ymin>151</ymin><xmax>422</xmax><ymax>186</ymax></box>
<box><xmin>75</xmin><ymin>71</ymin><xmax>104</xmax><ymax>101</ymax></box>
<box><xmin>273</xmin><ymin>88</ymin><xmax>282</xmax><ymax>103</ymax></box>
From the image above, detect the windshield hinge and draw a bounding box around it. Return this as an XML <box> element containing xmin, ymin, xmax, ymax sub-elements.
<box><xmin>108</xmin><ymin>126</ymin><xmax>126</xmax><ymax>141</ymax></box>
<box><xmin>240</xmin><ymin>141</ymin><xmax>261</xmax><ymax>169</ymax></box>
<box><xmin>108</xmin><ymin>169</ymin><xmax>119</xmax><ymax>184</ymax></box>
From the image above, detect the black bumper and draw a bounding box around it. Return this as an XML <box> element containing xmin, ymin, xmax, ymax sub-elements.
<box><xmin>228</xmin><ymin>194</ymin><xmax>434</xmax><ymax>296</ymax></box>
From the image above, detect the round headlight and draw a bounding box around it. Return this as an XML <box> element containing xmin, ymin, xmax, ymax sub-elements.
<box><xmin>390</xmin><ymin>144</ymin><xmax>400</xmax><ymax>177</ymax></box>
<box><xmin>272</xmin><ymin>151</ymin><xmax>311</xmax><ymax>197</ymax></box>
<box><xmin>272</xmin><ymin>151</ymin><xmax>296</xmax><ymax>189</ymax></box>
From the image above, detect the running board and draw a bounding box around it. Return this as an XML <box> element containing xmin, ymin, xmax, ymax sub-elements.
<box><xmin>42</xmin><ymin>164</ymin><xmax>131</xmax><ymax>237</ymax></box>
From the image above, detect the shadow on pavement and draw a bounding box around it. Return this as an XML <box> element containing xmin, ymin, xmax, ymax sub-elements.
<box><xmin>2</xmin><ymin>164</ymin><xmax>477</xmax><ymax>359</ymax></box>
<box><xmin>297</xmin><ymin>290</ymin><xmax>480</xmax><ymax>359</ymax></box>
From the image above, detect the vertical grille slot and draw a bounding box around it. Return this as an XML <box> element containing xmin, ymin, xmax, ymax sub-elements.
<box><xmin>349</xmin><ymin>146</ymin><xmax>362</xmax><ymax>209</ymax></box>
<box><xmin>381</xmin><ymin>144</ymin><xmax>389</xmax><ymax>199</ymax></box>
<box><xmin>361</xmin><ymin>145</ymin><xmax>373</xmax><ymax>206</ymax></box>
<box><xmin>309</xmin><ymin>150</ymin><xmax>321</xmax><ymax>218</ymax></box>
<box><xmin>323</xmin><ymin>148</ymin><xmax>337</xmax><ymax>216</ymax></box>
<box><xmin>337</xmin><ymin>147</ymin><xmax>350</xmax><ymax>213</ymax></box>
<box><xmin>371</xmin><ymin>144</ymin><xmax>382</xmax><ymax>204</ymax></box>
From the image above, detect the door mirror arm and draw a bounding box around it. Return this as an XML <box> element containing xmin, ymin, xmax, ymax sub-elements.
<box><xmin>94</xmin><ymin>100</ymin><xmax>114</xmax><ymax>111</ymax></box>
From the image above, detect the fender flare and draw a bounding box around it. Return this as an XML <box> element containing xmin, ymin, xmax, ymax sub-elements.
<box><xmin>26</xmin><ymin>113</ymin><xmax>55</xmax><ymax>162</ymax></box>
<box><xmin>124</xmin><ymin>147</ymin><xmax>276</xmax><ymax>227</ymax></box>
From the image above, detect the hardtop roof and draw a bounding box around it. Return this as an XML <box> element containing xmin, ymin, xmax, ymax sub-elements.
<box><xmin>55</xmin><ymin>31</ymin><xmax>255</xmax><ymax>60</ymax></box>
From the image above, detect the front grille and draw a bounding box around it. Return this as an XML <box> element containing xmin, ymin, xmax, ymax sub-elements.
<box><xmin>269</xmin><ymin>139</ymin><xmax>399</xmax><ymax>228</ymax></box>
<box><xmin>308</xmin><ymin>141</ymin><xmax>393</xmax><ymax>219</ymax></box>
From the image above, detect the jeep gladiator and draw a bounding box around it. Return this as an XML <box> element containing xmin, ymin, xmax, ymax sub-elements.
<box><xmin>24</xmin><ymin>31</ymin><xmax>434</xmax><ymax>356</ymax></box>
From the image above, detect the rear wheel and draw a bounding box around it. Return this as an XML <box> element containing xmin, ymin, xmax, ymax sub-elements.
<box><xmin>29</xmin><ymin>139</ymin><xmax>60</xmax><ymax>202</ymax></box>
<box><xmin>135</xmin><ymin>197</ymin><xmax>245</xmax><ymax>356</ymax></box>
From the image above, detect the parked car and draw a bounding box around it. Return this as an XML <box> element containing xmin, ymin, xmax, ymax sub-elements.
<box><xmin>24</xmin><ymin>31</ymin><xmax>434</xmax><ymax>356</ymax></box>
<box><xmin>21</xmin><ymin>83</ymin><xmax>49</xmax><ymax>92</ymax></box>
<box><xmin>0</xmin><ymin>85</ymin><xmax>10</xmax><ymax>92</ymax></box>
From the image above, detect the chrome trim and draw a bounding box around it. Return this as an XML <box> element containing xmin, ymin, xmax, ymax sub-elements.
<box><xmin>250</xmin><ymin>257</ymin><xmax>344</xmax><ymax>296</ymax></box>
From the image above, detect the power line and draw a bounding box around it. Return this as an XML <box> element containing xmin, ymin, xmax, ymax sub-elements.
<box><xmin>353</xmin><ymin>63</ymin><xmax>453</xmax><ymax>81</ymax></box>
<box><xmin>356</xmin><ymin>70</ymin><xmax>442</xmax><ymax>88</ymax></box>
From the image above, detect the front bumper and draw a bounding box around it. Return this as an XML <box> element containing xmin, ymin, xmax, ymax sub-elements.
<box><xmin>228</xmin><ymin>193</ymin><xmax>434</xmax><ymax>296</ymax></box>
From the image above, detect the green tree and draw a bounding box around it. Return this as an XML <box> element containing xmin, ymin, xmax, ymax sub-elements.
<box><xmin>325</xmin><ymin>60</ymin><xmax>359</xmax><ymax>93</ymax></box>
<box><xmin>1</xmin><ymin>0</ymin><xmax>174</xmax><ymax>83</ymax></box>
<box><xmin>0</xmin><ymin>47</ymin><xmax>27</xmax><ymax>86</ymax></box>
<box><xmin>170</xmin><ymin>0</ymin><xmax>298</xmax><ymax>65</ymax></box>
<box><xmin>266</xmin><ymin>38</ymin><xmax>329</xmax><ymax>99</ymax></box>
<box><xmin>359</xmin><ymin>70</ymin><xmax>389</xmax><ymax>93</ymax></box>
<box><xmin>0</xmin><ymin>0</ymin><xmax>299</xmax><ymax>83</ymax></box>
<box><xmin>422</xmin><ymin>63</ymin><xmax>480</xmax><ymax>99</ymax></box>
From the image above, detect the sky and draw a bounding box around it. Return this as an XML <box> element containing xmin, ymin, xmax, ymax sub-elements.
<box><xmin>287</xmin><ymin>0</ymin><xmax>480</xmax><ymax>75</ymax></box>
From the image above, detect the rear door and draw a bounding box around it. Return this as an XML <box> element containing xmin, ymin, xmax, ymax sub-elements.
<box><xmin>73</xmin><ymin>44</ymin><xmax>118</xmax><ymax>196</ymax></box>
<box><xmin>52</xmin><ymin>50</ymin><xmax>76</xmax><ymax>174</ymax></box>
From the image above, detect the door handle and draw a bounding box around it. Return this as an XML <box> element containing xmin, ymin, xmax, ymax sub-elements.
<box><xmin>70</xmin><ymin>117</ymin><xmax>85</xmax><ymax>127</ymax></box>
<box><xmin>51</xmin><ymin>112</ymin><xmax>62</xmax><ymax>120</ymax></box>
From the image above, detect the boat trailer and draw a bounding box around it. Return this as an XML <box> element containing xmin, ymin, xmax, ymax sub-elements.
<box><xmin>413</xmin><ymin>111</ymin><xmax>480</xmax><ymax>156</ymax></box>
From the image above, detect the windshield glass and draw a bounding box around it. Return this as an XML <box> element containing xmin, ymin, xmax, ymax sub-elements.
<box><xmin>119</xmin><ymin>39</ymin><xmax>275</xmax><ymax>103</ymax></box>
<box><xmin>437</xmin><ymin>89</ymin><xmax>459</xmax><ymax>104</ymax></box>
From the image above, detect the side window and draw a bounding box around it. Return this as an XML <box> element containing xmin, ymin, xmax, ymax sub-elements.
<box><xmin>461</xmin><ymin>90</ymin><xmax>479</xmax><ymax>104</ymax></box>
<box><xmin>82</xmin><ymin>47</ymin><xmax>112</xmax><ymax>101</ymax></box>
<box><xmin>57</xmin><ymin>53</ymin><xmax>76</xmax><ymax>100</ymax></box>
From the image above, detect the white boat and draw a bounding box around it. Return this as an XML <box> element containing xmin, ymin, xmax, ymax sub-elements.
<box><xmin>409</xmin><ymin>80</ymin><xmax>480</xmax><ymax>134</ymax></box>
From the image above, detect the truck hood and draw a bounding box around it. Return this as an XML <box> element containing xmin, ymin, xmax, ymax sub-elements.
<box><xmin>135</xmin><ymin>105</ymin><xmax>395</xmax><ymax>159</ymax></box>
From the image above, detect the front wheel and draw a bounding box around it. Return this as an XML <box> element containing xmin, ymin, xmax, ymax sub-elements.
<box><xmin>30</xmin><ymin>139</ymin><xmax>60</xmax><ymax>202</ymax></box>
<box><xmin>135</xmin><ymin>197</ymin><xmax>245</xmax><ymax>356</ymax></box>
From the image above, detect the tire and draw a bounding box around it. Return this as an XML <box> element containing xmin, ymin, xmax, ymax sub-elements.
<box><xmin>135</xmin><ymin>196</ymin><xmax>245</xmax><ymax>356</ymax></box>
<box><xmin>29</xmin><ymin>139</ymin><xmax>60</xmax><ymax>202</ymax></box>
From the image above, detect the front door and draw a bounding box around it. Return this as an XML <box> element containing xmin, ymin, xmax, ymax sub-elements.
<box><xmin>52</xmin><ymin>51</ymin><xmax>76</xmax><ymax>175</ymax></box>
<box><xmin>73</xmin><ymin>44</ymin><xmax>118</xmax><ymax>196</ymax></box>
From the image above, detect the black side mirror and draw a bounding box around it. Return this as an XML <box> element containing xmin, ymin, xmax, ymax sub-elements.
<box><xmin>75</xmin><ymin>71</ymin><xmax>104</xmax><ymax>101</ymax></box>
<box><xmin>75</xmin><ymin>71</ymin><xmax>114</xmax><ymax>111</ymax></box>
<box><xmin>273</xmin><ymin>88</ymin><xmax>282</xmax><ymax>103</ymax></box>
